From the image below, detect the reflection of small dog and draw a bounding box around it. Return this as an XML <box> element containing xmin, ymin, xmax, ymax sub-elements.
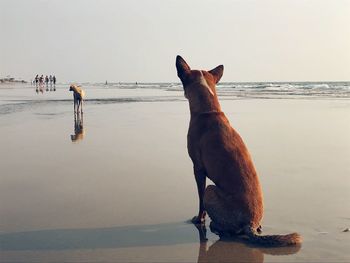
<box><xmin>176</xmin><ymin>56</ymin><xmax>301</xmax><ymax>246</ymax></box>
<box><xmin>69</xmin><ymin>84</ymin><xmax>85</xmax><ymax>113</ymax></box>
<box><xmin>71</xmin><ymin>113</ymin><xmax>84</xmax><ymax>142</ymax></box>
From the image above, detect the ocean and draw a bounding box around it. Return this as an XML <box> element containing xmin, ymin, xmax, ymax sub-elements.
<box><xmin>1</xmin><ymin>82</ymin><xmax>350</xmax><ymax>114</ymax></box>
<box><xmin>80</xmin><ymin>81</ymin><xmax>350</xmax><ymax>99</ymax></box>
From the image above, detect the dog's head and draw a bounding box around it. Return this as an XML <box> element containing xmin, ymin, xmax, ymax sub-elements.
<box><xmin>69</xmin><ymin>84</ymin><xmax>80</xmax><ymax>91</ymax></box>
<box><xmin>176</xmin><ymin>55</ymin><xmax>223</xmax><ymax>112</ymax></box>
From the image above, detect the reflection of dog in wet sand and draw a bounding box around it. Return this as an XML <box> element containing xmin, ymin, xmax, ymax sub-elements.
<box><xmin>176</xmin><ymin>56</ymin><xmax>301</xmax><ymax>246</ymax></box>
<box><xmin>197</xmin><ymin>238</ymin><xmax>301</xmax><ymax>263</ymax></box>
<box><xmin>71</xmin><ymin>113</ymin><xmax>84</xmax><ymax>142</ymax></box>
<box><xmin>193</xmin><ymin>224</ymin><xmax>300</xmax><ymax>262</ymax></box>
<box><xmin>69</xmin><ymin>84</ymin><xmax>85</xmax><ymax>114</ymax></box>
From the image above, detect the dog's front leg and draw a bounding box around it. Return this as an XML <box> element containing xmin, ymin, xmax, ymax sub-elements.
<box><xmin>74</xmin><ymin>100</ymin><xmax>77</xmax><ymax>113</ymax></box>
<box><xmin>191</xmin><ymin>168</ymin><xmax>207</xmax><ymax>224</ymax></box>
<box><xmin>194</xmin><ymin>222</ymin><xmax>208</xmax><ymax>242</ymax></box>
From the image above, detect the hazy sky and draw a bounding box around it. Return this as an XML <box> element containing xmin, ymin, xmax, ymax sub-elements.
<box><xmin>1</xmin><ymin>0</ymin><xmax>349</xmax><ymax>82</ymax></box>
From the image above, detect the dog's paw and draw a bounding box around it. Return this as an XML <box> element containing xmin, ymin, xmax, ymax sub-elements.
<box><xmin>194</xmin><ymin>223</ymin><xmax>208</xmax><ymax>242</ymax></box>
<box><xmin>256</xmin><ymin>225</ymin><xmax>263</xmax><ymax>234</ymax></box>
<box><xmin>191</xmin><ymin>215</ymin><xmax>205</xmax><ymax>225</ymax></box>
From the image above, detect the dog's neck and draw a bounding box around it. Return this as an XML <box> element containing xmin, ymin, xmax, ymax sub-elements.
<box><xmin>189</xmin><ymin>100</ymin><xmax>222</xmax><ymax>117</ymax></box>
<box><xmin>187</xmin><ymin>86</ymin><xmax>222</xmax><ymax>117</ymax></box>
<box><xmin>192</xmin><ymin>111</ymin><xmax>223</xmax><ymax>118</ymax></box>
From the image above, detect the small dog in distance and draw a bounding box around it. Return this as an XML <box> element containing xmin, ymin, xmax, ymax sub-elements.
<box><xmin>69</xmin><ymin>84</ymin><xmax>85</xmax><ymax>114</ymax></box>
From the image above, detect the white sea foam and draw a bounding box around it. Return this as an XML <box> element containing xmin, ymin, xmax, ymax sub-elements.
<box><xmin>215</xmin><ymin>82</ymin><xmax>350</xmax><ymax>99</ymax></box>
<box><xmin>1</xmin><ymin>81</ymin><xmax>349</xmax><ymax>116</ymax></box>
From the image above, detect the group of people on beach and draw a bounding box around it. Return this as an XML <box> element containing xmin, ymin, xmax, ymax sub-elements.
<box><xmin>33</xmin><ymin>74</ymin><xmax>56</xmax><ymax>92</ymax></box>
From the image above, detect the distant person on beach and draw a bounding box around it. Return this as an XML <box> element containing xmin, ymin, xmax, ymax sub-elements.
<box><xmin>49</xmin><ymin>75</ymin><xmax>53</xmax><ymax>88</ymax></box>
<box><xmin>53</xmin><ymin>75</ymin><xmax>56</xmax><ymax>91</ymax></box>
<box><xmin>39</xmin><ymin>75</ymin><xmax>44</xmax><ymax>87</ymax></box>
<box><xmin>34</xmin><ymin>75</ymin><xmax>39</xmax><ymax>93</ymax></box>
<box><xmin>45</xmin><ymin>75</ymin><xmax>49</xmax><ymax>90</ymax></box>
<box><xmin>34</xmin><ymin>75</ymin><xmax>39</xmax><ymax>87</ymax></box>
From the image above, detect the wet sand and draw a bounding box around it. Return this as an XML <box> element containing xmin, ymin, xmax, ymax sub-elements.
<box><xmin>0</xmin><ymin>85</ymin><xmax>349</xmax><ymax>262</ymax></box>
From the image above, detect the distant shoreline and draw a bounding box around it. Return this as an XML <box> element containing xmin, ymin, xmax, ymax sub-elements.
<box><xmin>0</xmin><ymin>78</ymin><xmax>27</xmax><ymax>84</ymax></box>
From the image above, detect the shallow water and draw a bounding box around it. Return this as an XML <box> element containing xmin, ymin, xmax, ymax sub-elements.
<box><xmin>0</xmin><ymin>84</ymin><xmax>349</xmax><ymax>262</ymax></box>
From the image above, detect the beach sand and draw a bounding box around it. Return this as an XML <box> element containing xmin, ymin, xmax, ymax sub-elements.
<box><xmin>0</xmin><ymin>84</ymin><xmax>349</xmax><ymax>262</ymax></box>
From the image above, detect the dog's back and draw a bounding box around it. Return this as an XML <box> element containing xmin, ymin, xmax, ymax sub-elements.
<box><xmin>189</xmin><ymin>112</ymin><xmax>260</xmax><ymax>191</ymax></box>
<box><xmin>188</xmin><ymin>105</ymin><xmax>264</xmax><ymax>231</ymax></box>
<box><xmin>69</xmin><ymin>85</ymin><xmax>85</xmax><ymax>100</ymax></box>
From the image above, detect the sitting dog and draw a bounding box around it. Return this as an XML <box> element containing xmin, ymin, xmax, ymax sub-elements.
<box><xmin>176</xmin><ymin>55</ymin><xmax>301</xmax><ymax>246</ymax></box>
<box><xmin>69</xmin><ymin>84</ymin><xmax>85</xmax><ymax>114</ymax></box>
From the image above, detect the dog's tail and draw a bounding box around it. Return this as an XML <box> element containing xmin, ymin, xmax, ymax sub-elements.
<box><xmin>243</xmin><ymin>226</ymin><xmax>302</xmax><ymax>247</ymax></box>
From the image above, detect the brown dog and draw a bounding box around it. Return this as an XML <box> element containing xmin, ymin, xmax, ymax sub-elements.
<box><xmin>176</xmin><ymin>55</ymin><xmax>301</xmax><ymax>246</ymax></box>
<box><xmin>69</xmin><ymin>84</ymin><xmax>85</xmax><ymax>114</ymax></box>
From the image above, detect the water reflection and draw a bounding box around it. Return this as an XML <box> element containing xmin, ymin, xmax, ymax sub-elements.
<box><xmin>194</xmin><ymin>224</ymin><xmax>301</xmax><ymax>263</ymax></box>
<box><xmin>0</xmin><ymin>222</ymin><xmax>196</xmax><ymax>251</ymax></box>
<box><xmin>34</xmin><ymin>86</ymin><xmax>56</xmax><ymax>94</ymax></box>
<box><xmin>35</xmin><ymin>86</ymin><xmax>44</xmax><ymax>94</ymax></box>
<box><xmin>197</xmin><ymin>240</ymin><xmax>301</xmax><ymax>263</ymax></box>
<box><xmin>0</xmin><ymin>222</ymin><xmax>300</xmax><ymax>262</ymax></box>
<box><xmin>71</xmin><ymin>113</ymin><xmax>85</xmax><ymax>142</ymax></box>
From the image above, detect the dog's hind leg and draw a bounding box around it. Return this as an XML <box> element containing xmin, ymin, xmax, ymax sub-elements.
<box><xmin>204</xmin><ymin>185</ymin><xmax>244</xmax><ymax>236</ymax></box>
<box><xmin>77</xmin><ymin>100</ymin><xmax>80</xmax><ymax>114</ymax></box>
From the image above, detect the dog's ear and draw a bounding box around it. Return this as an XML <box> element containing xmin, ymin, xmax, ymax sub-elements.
<box><xmin>176</xmin><ymin>55</ymin><xmax>191</xmax><ymax>82</ymax></box>
<box><xmin>209</xmin><ymin>65</ymin><xmax>224</xmax><ymax>84</ymax></box>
